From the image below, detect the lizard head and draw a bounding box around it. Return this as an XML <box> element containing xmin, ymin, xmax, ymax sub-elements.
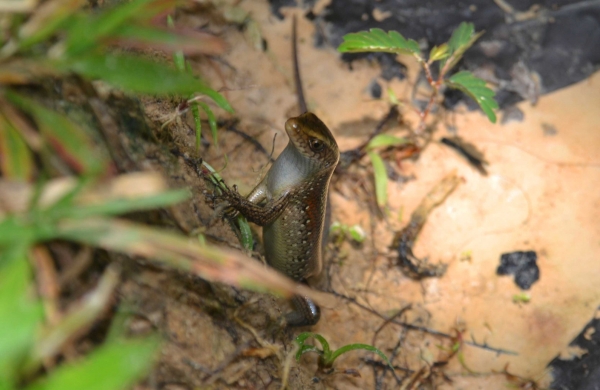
<box><xmin>285</xmin><ymin>112</ymin><xmax>340</xmax><ymax>170</ymax></box>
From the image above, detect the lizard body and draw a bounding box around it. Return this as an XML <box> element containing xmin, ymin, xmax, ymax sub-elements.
<box><xmin>223</xmin><ymin>113</ymin><xmax>339</xmax><ymax>326</ymax></box>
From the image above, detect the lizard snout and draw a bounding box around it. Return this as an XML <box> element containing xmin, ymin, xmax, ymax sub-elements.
<box><xmin>285</xmin><ymin>118</ymin><xmax>300</xmax><ymax>134</ymax></box>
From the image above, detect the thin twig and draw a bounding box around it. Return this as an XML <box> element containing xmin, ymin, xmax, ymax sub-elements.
<box><xmin>329</xmin><ymin>291</ymin><xmax>517</xmax><ymax>356</ymax></box>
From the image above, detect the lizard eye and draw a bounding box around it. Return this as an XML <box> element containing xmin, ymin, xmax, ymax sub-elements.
<box><xmin>309</xmin><ymin>138</ymin><xmax>324</xmax><ymax>152</ymax></box>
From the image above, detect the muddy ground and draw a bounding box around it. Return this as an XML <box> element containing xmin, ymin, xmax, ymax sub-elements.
<box><xmin>67</xmin><ymin>1</ymin><xmax>600</xmax><ymax>389</ymax></box>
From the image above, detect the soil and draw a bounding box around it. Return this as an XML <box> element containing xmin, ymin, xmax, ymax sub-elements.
<box><xmin>51</xmin><ymin>1</ymin><xmax>600</xmax><ymax>389</ymax></box>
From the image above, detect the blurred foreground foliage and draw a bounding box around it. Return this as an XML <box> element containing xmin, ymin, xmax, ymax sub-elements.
<box><xmin>0</xmin><ymin>1</ymin><xmax>304</xmax><ymax>389</ymax></box>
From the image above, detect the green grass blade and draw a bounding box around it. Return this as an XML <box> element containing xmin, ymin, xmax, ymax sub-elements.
<box><xmin>5</xmin><ymin>91</ymin><xmax>107</xmax><ymax>175</ymax></box>
<box><xmin>53</xmin><ymin>218</ymin><xmax>307</xmax><ymax>299</ymax></box>
<box><xmin>338</xmin><ymin>29</ymin><xmax>420</xmax><ymax>56</ymax></box>
<box><xmin>191</xmin><ymin>103</ymin><xmax>202</xmax><ymax>152</ymax></box>
<box><xmin>24</xmin><ymin>337</ymin><xmax>159</xmax><ymax>390</ymax></box>
<box><xmin>112</xmin><ymin>24</ymin><xmax>187</xmax><ymax>47</ymax></box>
<box><xmin>237</xmin><ymin>215</ymin><xmax>253</xmax><ymax>251</ymax></box>
<box><xmin>23</xmin><ymin>266</ymin><xmax>121</xmax><ymax>374</ymax></box>
<box><xmin>167</xmin><ymin>15</ymin><xmax>186</xmax><ymax>72</ymax></box>
<box><xmin>367</xmin><ymin>134</ymin><xmax>407</xmax><ymax>150</ymax></box>
<box><xmin>17</xmin><ymin>0</ymin><xmax>83</xmax><ymax>50</ymax></box>
<box><xmin>294</xmin><ymin>333</ymin><xmax>330</xmax><ymax>356</ymax></box>
<box><xmin>57</xmin><ymin>189</ymin><xmax>190</xmax><ymax>219</ymax></box>
<box><xmin>446</xmin><ymin>71</ymin><xmax>498</xmax><ymax>123</ymax></box>
<box><xmin>197</xmin><ymin>102</ymin><xmax>218</xmax><ymax>146</ymax></box>
<box><xmin>367</xmin><ymin>151</ymin><xmax>388</xmax><ymax>209</ymax></box>
<box><xmin>328</xmin><ymin>343</ymin><xmax>393</xmax><ymax>369</ymax></box>
<box><xmin>65</xmin><ymin>54</ymin><xmax>233</xmax><ymax>112</ymax></box>
<box><xmin>0</xmin><ymin>112</ymin><xmax>34</xmax><ymax>181</ymax></box>
<box><xmin>295</xmin><ymin>345</ymin><xmax>322</xmax><ymax>360</ymax></box>
<box><xmin>0</xmin><ymin>248</ymin><xmax>43</xmax><ymax>387</ymax></box>
<box><xmin>63</xmin><ymin>0</ymin><xmax>154</xmax><ymax>56</ymax></box>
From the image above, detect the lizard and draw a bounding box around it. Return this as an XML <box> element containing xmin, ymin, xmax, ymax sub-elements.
<box><xmin>220</xmin><ymin>112</ymin><xmax>339</xmax><ymax>326</ymax></box>
<box><xmin>217</xmin><ymin>16</ymin><xmax>339</xmax><ymax>326</ymax></box>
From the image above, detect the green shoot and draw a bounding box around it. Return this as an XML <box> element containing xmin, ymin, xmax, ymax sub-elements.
<box><xmin>338</xmin><ymin>29</ymin><xmax>420</xmax><ymax>56</ymax></box>
<box><xmin>367</xmin><ymin>150</ymin><xmax>388</xmax><ymax>210</ymax></box>
<box><xmin>201</xmin><ymin>160</ymin><xmax>253</xmax><ymax>251</ymax></box>
<box><xmin>366</xmin><ymin>134</ymin><xmax>408</xmax><ymax>210</ymax></box>
<box><xmin>295</xmin><ymin>332</ymin><xmax>393</xmax><ymax>371</ymax></box>
<box><xmin>512</xmin><ymin>292</ymin><xmax>531</xmax><ymax>304</ymax></box>
<box><xmin>329</xmin><ymin>222</ymin><xmax>366</xmax><ymax>244</ymax></box>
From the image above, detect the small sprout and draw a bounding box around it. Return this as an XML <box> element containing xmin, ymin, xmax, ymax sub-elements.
<box><xmin>387</xmin><ymin>87</ymin><xmax>400</xmax><ymax>106</ymax></box>
<box><xmin>367</xmin><ymin>151</ymin><xmax>388</xmax><ymax>210</ymax></box>
<box><xmin>367</xmin><ymin>134</ymin><xmax>408</xmax><ymax>150</ymax></box>
<box><xmin>512</xmin><ymin>292</ymin><xmax>531</xmax><ymax>304</ymax></box>
<box><xmin>428</xmin><ymin>43</ymin><xmax>449</xmax><ymax>62</ymax></box>
<box><xmin>295</xmin><ymin>332</ymin><xmax>392</xmax><ymax>371</ymax></box>
<box><xmin>338</xmin><ymin>22</ymin><xmax>497</xmax><ymax>125</ymax></box>
<box><xmin>459</xmin><ymin>250</ymin><xmax>472</xmax><ymax>262</ymax></box>
<box><xmin>348</xmin><ymin>225</ymin><xmax>366</xmax><ymax>243</ymax></box>
<box><xmin>330</xmin><ymin>222</ymin><xmax>366</xmax><ymax>244</ymax></box>
<box><xmin>397</xmin><ymin>205</ymin><xmax>404</xmax><ymax>222</ymax></box>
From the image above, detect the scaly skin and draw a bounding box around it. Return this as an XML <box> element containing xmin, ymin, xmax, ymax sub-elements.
<box><xmin>222</xmin><ymin>112</ymin><xmax>339</xmax><ymax>326</ymax></box>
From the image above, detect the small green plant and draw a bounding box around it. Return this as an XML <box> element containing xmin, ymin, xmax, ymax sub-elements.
<box><xmin>166</xmin><ymin>15</ymin><xmax>221</xmax><ymax>151</ymax></box>
<box><xmin>512</xmin><ymin>292</ymin><xmax>531</xmax><ymax>304</ymax></box>
<box><xmin>295</xmin><ymin>332</ymin><xmax>392</xmax><ymax>372</ymax></box>
<box><xmin>329</xmin><ymin>221</ymin><xmax>367</xmax><ymax>245</ymax></box>
<box><xmin>201</xmin><ymin>160</ymin><xmax>253</xmax><ymax>251</ymax></box>
<box><xmin>338</xmin><ymin>23</ymin><xmax>498</xmax><ymax>211</ymax></box>
<box><xmin>365</xmin><ymin>134</ymin><xmax>408</xmax><ymax>210</ymax></box>
<box><xmin>338</xmin><ymin>22</ymin><xmax>498</xmax><ymax>125</ymax></box>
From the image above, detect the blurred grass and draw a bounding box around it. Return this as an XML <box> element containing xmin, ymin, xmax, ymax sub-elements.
<box><xmin>0</xmin><ymin>1</ymin><xmax>303</xmax><ymax>389</ymax></box>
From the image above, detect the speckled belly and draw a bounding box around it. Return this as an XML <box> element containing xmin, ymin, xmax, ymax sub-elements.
<box><xmin>263</xmin><ymin>185</ymin><xmax>327</xmax><ymax>281</ymax></box>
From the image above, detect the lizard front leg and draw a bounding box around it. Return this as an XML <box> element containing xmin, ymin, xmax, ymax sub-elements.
<box><xmin>222</xmin><ymin>187</ymin><xmax>293</xmax><ymax>226</ymax></box>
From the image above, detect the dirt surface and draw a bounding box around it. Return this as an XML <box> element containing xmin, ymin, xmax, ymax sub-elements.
<box><xmin>87</xmin><ymin>1</ymin><xmax>600</xmax><ymax>389</ymax></box>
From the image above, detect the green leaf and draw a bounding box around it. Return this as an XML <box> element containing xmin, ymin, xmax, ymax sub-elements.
<box><xmin>327</xmin><ymin>343</ymin><xmax>392</xmax><ymax>369</ymax></box>
<box><xmin>65</xmin><ymin>54</ymin><xmax>233</xmax><ymax>113</ymax></box>
<box><xmin>428</xmin><ymin>43</ymin><xmax>449</xmax><ymax>62</ymax></box>
<box><xmin>367</xmin><ymin>151</ymin><xmax>388</xmax><ymax>209</ymax></box>
<box><xmin>446</xmin><ymin>71</ymin><xmax>498</xmax><ymax>123</ymax></box>
<box><xmin>0</xmin><ymin>112</ymin><xmax>34</xmax><ymax>181</ymax></box>
<box><xmin>17</xmin><ymin>0</ymin><xmax>83</xmax><ymax>50</ymax></box>
<box><xmin>24</xmin><ymin>337</ymin><xmax>159</xmax><ymax>390</ymax></box>
<box><xmin>294</xmin><ymin>333</ymin><xmax>331</xmax><ymax>359</ymax></box>
<box><xmin>167</xmin><ymin>15</ymin><xmax>186</xmax><ymax>73</ymax></box>
<box><xmin>112</xmin><ymin>24</ymin><xmax>187</xmax><ymax>47</ymax></box>
<box><xmin>63</xmin><ymin>0</ymin><xmax>155</xmax><ymax>56</ymax></box>
<box><xmin>338</xmin><ymin>29</ymin><xmax>420</xmax><ymax>56</ymax></box>
<box><xmin>197</xmin><ymin>102</ymin><xmax>218</xmax><ymax>146</ymax></box>
<box><xmin>6</xmin><ymin>91</ymin><xmax>107</xmax><ymax>175</ymax></box>
<box><xmin>329</xmin><ymin>221</ymin><xmax>343</xmax><ymax>235</ymax></box>
<box><xmin>295</xmin><ymin>345</ymin><xmax>322</xmax><ymax>360</ymax></box>
<box><xmin>0</xmin><ymin>248</ymin><xmax>43</xmax><ymax>387</ymax></box>
<box><xmin>23</xmin><ymin>266</ymin><xmax>120</xmax><ymax>374</ymax></box>
<box><xmin>55</xmin><ymin>189</ymin><xmax>190</xmax><ymax>220</ymax></box>
<box><xmin>367</xmin><ymin>134</ymin><xmax>407</xmax><ymax>150</ymax></box>
<box><xmin>447</xmin><ymin>22</ymin><xmax>475</xmax><ymax>54</ymax></box>
<box><xmin>237</xmin><ymin>215</ymin><xmax>253</xmax><ymax>251</ymax></box>
<box><xmin>348</xmin><ymin>225</ymin><xmax>366</xmax><ymax>243</ymax></box>
<box><xmin>440</xmin><ymin>22</ymin><xmax>484</xmax><ymax>72</ymax></box>
<box><xmin>387</xmin><ymin>88</ymin><xmax>400</xmax><ymax>105</ymax></box>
